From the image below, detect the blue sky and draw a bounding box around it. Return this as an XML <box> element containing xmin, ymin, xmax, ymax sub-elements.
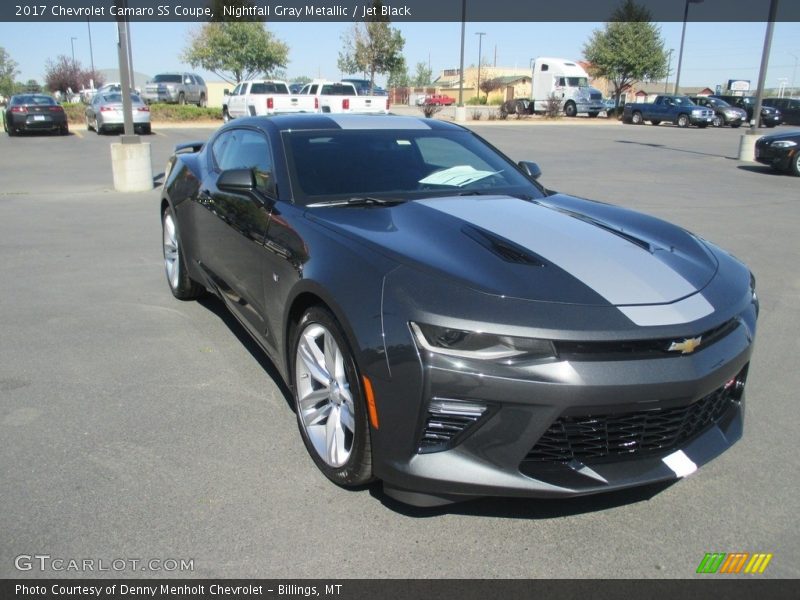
<box><xmin>1</xmin><ymin>20</ymin><xmax>799</xmax><ymax>92</ymax></box>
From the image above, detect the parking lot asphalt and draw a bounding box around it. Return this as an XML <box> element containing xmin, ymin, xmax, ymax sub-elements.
<box><xmin>1</xmin><ymin>119</ymin><xmax>798</xmax><ymax>579</ymax></box>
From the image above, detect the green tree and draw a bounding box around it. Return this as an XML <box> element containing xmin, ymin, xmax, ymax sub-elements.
<box><xmin>337</xmin><ymin>1</ymin><xmax>405</xmax><ymax>93</ymax></box>
<box><xmin>412</xmin><ymin>62</ymin><xmax>433</xmax><ymax>87</ymax></box>
<box><xmin>183</xmin><ymin>22</ymin><xmax>288</xmax><ymax>84</ymax></box>
<box><xmin>582</xmin><ymin>0</ymin><xmax>668</xmax><ymax>108</ymax></box>
<box><xmin>387</xmin><ymin>56</ymin><xmax>409</xmax><ymax>88</ymax></box>
<box><xmin>0</xmin><ymin>46</ymin><xmax>19</xmax><ymax>98</ymax></box>
<box><xmin>292</xmin><ymin>75</ymin><xmax>313</xmax><ymax>86</ymax></box>
<box><xmin>23</xmin><ymin>79</ymin><xmax>41</xmax><ymax>93</ymax></box>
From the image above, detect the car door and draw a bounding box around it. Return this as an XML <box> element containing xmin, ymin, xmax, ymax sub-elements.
<box><xmin>183</xmin><ymin>74</ymin><xmax>197</xmax><ymax>103</ymax></box>
<box><xmin>229</xmin><ymin>84</ymin><xmax>246</xmax><ymax>118</ymax></box>
<box><xmin>196</xmin><ymin>128</ymin><xmax>274</xmax><ymax>336</ymax></box>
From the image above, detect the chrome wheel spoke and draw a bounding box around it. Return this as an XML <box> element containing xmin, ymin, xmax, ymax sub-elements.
<box><xmin>298</xmin><ymin>387</ymin><xmax>330</xmax><ymax>411</ymax></box>
<box><xmin>298</xmin><ymin>338</ymin><xmax>331</xmax><ymax>385</ymax></box>
<box><xmin>325</xmin><ymin>406</ymin><xmax>346</xmax><ymax>466</ymax></box>
<box><xmin>340</xmin><ymin>403</ymin><xmax>355</xmax><ymax>434</ymax></box>
<box><xmin>304</xmin><ymin>402</ymin><xmax>333</xmax><ymax>427</ymax></box>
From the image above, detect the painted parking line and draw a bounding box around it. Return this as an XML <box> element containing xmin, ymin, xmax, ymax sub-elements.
<box><xmin>152</xmin><ymin>130</ymin><xmax>167</xmax><ymax>137</ymax></box>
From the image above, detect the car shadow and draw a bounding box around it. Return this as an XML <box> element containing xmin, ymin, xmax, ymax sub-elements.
<box><xmin>196</xmin><ymin>293</ymin><xmax>294</xmax><ymax>411</ymax></box>
<box><xmin>736</xmin><ymin>164</ymin><xmax>786</xmax><ymax>176</ymax></box>
<box><xmin>615</xmin><ymin>139</ymin><xmax>738</xmax><ymax>160</ymax></box>
<box><xmin>369</xmin><ymin>479</ymin><xmax>678</xmax><ymax>519</ymax></box>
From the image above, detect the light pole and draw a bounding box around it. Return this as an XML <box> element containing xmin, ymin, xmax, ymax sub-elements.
<box><xmin>475</xmin><ymin>32</ymin><xmax>486</xmax><ymax>102</ymax></box>
<box><xmin>791</xmin><ymin>53</ymin><xmax>798</xmax><ymax>97</ymax></box>
<box><xmin>664</xmin><ymin>49</ymin><xmax>674</xmax><ymax>93</ymax></box>
<box><xmin>458</xmin><ymin>0</ymin><xmax>465</xmax><ymax>107</ymax></box>
<box><xmin>673</xmin><ymin>0</ymin><xmax>704</xmax><ymax>95</ymax></box>
<box><xmin>70</xmin><ymin>37</ymin><xmax>78</xmax><ymax>67</ymax></box>
<box><xmin>87</xmin><ymin>19</ymin><xmax>95</xmax><ymax>75</ymax></box>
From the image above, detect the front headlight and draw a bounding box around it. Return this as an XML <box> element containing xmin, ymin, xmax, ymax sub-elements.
<box><xmin>750</xmin><ymin>272</ymin><xmax>759</xmax><ymax>317</ymax></box>
<box><xmin>410</xmin><ymin>322</ymin><xmax>556</xmax><ymax>361</ymax></box>
<box><xmin>692</xmin><ymin>109</ymin><xmax>703</xmax><ymax>115</ymax></box>
<box><xmin>772</xmin><ymin>140</ymin><xmax>797</xmax><ymax>148</ymax></box>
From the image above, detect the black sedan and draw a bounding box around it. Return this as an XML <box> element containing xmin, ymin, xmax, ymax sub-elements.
<box><xmin>3</xmin><ymin>94</ymin><xmax>69</xmax><ymax>136</ymax></box>
<box><xmin>755</xmin><ymin>129</ymin><xmax>800</xmax><ymax>176</ymax></box>
<box><xmin>161</xmin><ymin>115</ymin><xmax>758</xmax><ymax>506</ymax></box>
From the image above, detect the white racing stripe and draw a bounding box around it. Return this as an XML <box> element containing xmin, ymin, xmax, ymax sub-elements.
<box><xmin>418</xmin><ymin>196</ymin><xmax>714</xmax><ymax>324</ymax></box>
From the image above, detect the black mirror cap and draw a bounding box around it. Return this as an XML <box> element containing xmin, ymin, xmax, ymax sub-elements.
<box><xmin>518</xmin><ymin>161</ymin><xmax>542</xmax><ymax>180</ymax></box>
<box><xmin>218</xmin><ymin>168</ymin><xmax>256</xmax><ymax>192</ymax></box>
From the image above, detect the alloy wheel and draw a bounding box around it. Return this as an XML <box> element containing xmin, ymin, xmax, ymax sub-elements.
<box><xmin>295</xmin><ymin>323</ymin><xmax>356</xmax><ymax>468</ymax></box>
<box><xmin>163</xmin><ymin>211</ymin><xmax>180</xmax><ymax>291</ymax></box>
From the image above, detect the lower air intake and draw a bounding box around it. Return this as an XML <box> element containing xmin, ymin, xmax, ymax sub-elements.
<box><xmin>419</xmin><ymin>399</ymin><xmax>487</xmax><ymax>453</ymax></box>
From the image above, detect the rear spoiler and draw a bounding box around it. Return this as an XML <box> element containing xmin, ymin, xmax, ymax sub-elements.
<box><xmin>173</xmin><ymin>141</ymin><xmax>204</xmax><ymax>155</ymax></box>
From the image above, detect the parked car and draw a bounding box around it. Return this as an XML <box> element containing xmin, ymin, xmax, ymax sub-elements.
<box><xmin>693</xmin><ymin>96</ymin><xmax>747</xmax><ymax>128</ymax></box>
<box><xmin>623</xmin><ymin>95</ymin><xmax>714</xmax><ymax>128</ymax></box>
<box><xmin>710</xmin><ymin>95</ymin><xmax>782</xmax><ymax>127</ymax></box>
<box><xmin>85</xmin><ymin>92</ymin><xmax>151</xmax><ymax>135</ymax></box>
<box><xmin>3</xmin><ymin>94</ymin><xmax>68</xmax><ymax>136</ymax></box>
<box><xmin>160</xmin><ymin>114</ymin><xmax>758</xmax><ymax>506</ymax></box>
<box><xmin>423</xmin><ymin>94</ymin><xmax>456</xmax><ymax>106</ymax></box>
<box><xmin>755</xmin><ymin>129</ymin><xmax>800</xmax><ymax>176</ymax></box>
<box><xmin>222</xmin><ymin>80</ymin><xmax>316</xmax><ymax>122</ymax></box>
<box><xmin>299</xmin><ymin>80</ymin><xmax>389</xmax><ymax>114</ymax></box>
<box><xmin>761</xmin><ymin>97</ymin><xmax>800</xmax><ymax>126</ymax></box>
<box><xmin>142</xmin><ymin>73</ymin><xmax>207</xmax><ymax>106</ymax></box>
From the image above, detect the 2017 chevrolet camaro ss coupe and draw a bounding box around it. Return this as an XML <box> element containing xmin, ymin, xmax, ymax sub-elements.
<box><xmin>160</xmin><ymin>115</ymin><xmax>758</xmax><ymax>506</ymax></box>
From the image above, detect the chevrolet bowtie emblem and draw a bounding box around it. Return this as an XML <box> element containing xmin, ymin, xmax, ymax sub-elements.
<box><xmin>668</xmin><ymin>336</ymin><xmax>703</xmax><ymax>354</ymax></box>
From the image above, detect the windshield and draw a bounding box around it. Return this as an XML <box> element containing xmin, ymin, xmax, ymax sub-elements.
<box><xmin>153</xmin><ymin>74</ymin><xmax>182</xmax><ymax>83</ymax></box>
<box><xmin>251</xmin><ymin>82</ymin><xmax>289</xmax><ymax>94</ymax></box>
<box><xmin>673</xmin><ymin>96</ymin><xmax>697</xmax><ymax>106</ymax></box>
<box><xmin>283</xmin><ymin>129</ymin><xmax>545</xmax><ymax>206</ymax></box>
<box><xmin>566</xmin><ymin>77</ymin><xmax>589</xmax><ymax>87</ymax></box>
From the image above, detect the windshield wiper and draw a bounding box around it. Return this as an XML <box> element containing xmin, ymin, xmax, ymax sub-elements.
<box><xmin>307</xmin><ymin>196</ymin><xmax>405</xmax><ymax>207</ymax></box>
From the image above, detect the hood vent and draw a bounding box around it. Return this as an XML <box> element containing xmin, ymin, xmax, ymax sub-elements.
<box><xmin>462</xmin><ymin>224</ymin><xmax>546</xmax><ymax>267</ymax></box>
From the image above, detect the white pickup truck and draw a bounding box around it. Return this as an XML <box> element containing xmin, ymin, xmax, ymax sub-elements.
<box><xmin>222</xmin><ymin>80</ymin><xmax>317</xmax><ymax>121</ymax></box>
<box><xmin>299</xmin><ymin>80</ymin><xmax>389</xmax><ymax>114</ymax></box>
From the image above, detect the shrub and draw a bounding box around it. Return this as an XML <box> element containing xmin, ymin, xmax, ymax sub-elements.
<box><xmin>61</xmin><ymin>102</ymin><xmax>85</xmax><ymax>124</ymax></box>
<box><xmin>419</xmin><ymin>103</ymin><xmax>443</xmax><ymax>118</ymax></box>
<box><xmin>543</xmin><ymin>93</ymin><xmax>563</xmax><ymax>119</ymax></box>
<box><xmin>471</xmin><ymin>109</ymin><xmax>483</xmax><ymax>120</ymax></box>
<box><xmin>149</xmin><ymin>104</ymin><xmax>222</xmax><ymax>121</ymax></box>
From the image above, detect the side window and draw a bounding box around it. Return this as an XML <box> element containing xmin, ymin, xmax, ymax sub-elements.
<box><xmin>218</xmin><ymin>130</ymin><xmax>275</xmax><ymax>194</ymax></box>
<box><xmin>231</xmin><ymin>84</ymin><xmax>242</xmax><ymax>96</ymax></box>
<box><xmin>540</xmin><ymin>64</ymin><xmax>549</xmax><ymax>72</ymax></box>
<box><xmin>195</xmin><ymin>75</ymin><xmax>205</xmax><ymax>86</ymax></box>
<box><xmin>310</xmin><ymin>84</ymin><xmax>318</xmax><ymax>94</ymax></box>
<box><xmin>211</xmin><ymin>131</ymin><xmax>234</xmax><ymax>171</ymax></box>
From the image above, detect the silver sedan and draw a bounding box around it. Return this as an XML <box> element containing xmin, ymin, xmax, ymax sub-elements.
<box><xmin>85</xmin><ymin>92</ymin><xmax>151</xmax><ymax>135</ymax></box>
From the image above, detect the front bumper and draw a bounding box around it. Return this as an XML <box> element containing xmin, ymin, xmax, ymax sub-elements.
<box><xmin>142</xmin><ymin>88</ymin><xmax>179</xmax><ymax>103</ymax></box>
<box><xmin>575</xmin><ymin>101</ymin><xmax>605</xmax><ymax>114</ymax></box>
<box><xmin>755</xmin><ymin>142</ymin><xmax>795</xmax><ymax>170</ymax></box>
<box><xmin>689</xmin><ymin>113</ymin><xmax>714</xmax><ymax>125</ymax></box>
<box><xmin>370</xmin><ymin>265</ymin><xmax>757</xmax><ymax>506</ymax></box>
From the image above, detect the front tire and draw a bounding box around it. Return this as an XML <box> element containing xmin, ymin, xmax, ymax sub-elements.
<box><xmin>198</xmin><ymin>94</ymin><xmax>207</xmax><ymax>108</ymax></box>
<box><xmin>791</xmin><ymin>152</ymin><xmax>800</xmax><ymax>177</ymax></box>
<box><xmin>564</xmin><ymin>102</ymin><xmax>577</xmax><ymax>117</ymax></box>
<box><xmin>712</xmin><ymin>115</ymin><xmax>723</xmax><ymax>127</ymax></box>
<box><xmin>292</xmin><ymin>306</ymin><xmax>373</xmax><ymax>487</ymax></box>
<box><xmin>222</xmin><ymin>107</ymin><xmax>230</xmax><ymax>123</ymax></box>
<box><xmin>178</xmin><ymin>92</ymin><xmax>186</xmax><ymax>106</ymax></box>
<box><xmin>162</xmin><ymin>206</ymin><xmax>204</xmax><ymax>300</ymax></box>
<box><xmin>677</xmin><ymin>114</ymin><xmax>690</xmax><ymax>128</ymax></box>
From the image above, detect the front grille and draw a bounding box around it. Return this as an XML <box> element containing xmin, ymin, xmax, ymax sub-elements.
<box><xmin>523</xmin><ymin>371</ymin><xmax>745</xmax><ymax>464</ymax></box>
<box><xmin>590</xmin><ymin>92</ymin><xmax>602</xmax><ymax>100</ymax></box>
<box><xmin>555</xmin><ymin>318</ymin><xmax>738</xmax><ymax>361</ymax></box>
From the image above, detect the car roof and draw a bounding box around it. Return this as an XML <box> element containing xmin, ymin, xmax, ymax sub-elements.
<box><xmin>227</xmin><ymin>113</ymin><xmax>466</xmax><ymax>134</ymax></box>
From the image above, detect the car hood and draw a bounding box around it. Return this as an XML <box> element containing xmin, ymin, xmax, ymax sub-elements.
<box><xmin>759</xmin><ymin>130</ymin><xmax>800</xmax><ymax>143</ymax></box>
<box><xmin>310</xmin><ymin>194</ymin><xmax>719</xmax><ymax>309</ymax></box>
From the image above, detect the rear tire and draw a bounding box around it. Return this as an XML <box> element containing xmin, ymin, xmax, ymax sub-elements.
<box><xmin>162</xmin><ymin>206</ymin><xmax>205</xmax><ymax>301</ymax></box>
<box><xmin>198</xmin><ymin>94</ymin><xmax>207</xmax><ymax>108</ymax></box>
<box><xmin>631</xmin><ymin>111</ymin><xmax>643</xmax><ymax>125</ymax></box>
<box><xmin>222</xmin><ymin>107</ymin><xmax>230</xmax><ymax>123</ymax></box>
<box><xmin>291</xmin><ymin>306</ymin><xmax>373</xmax><ymax>487</ymax></box>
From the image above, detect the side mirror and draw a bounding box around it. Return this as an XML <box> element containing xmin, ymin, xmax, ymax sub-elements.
<box><xmin>223</xmin><ymin>89</ymin><xmax>230</xmax><ymax>96</ymax></box>
<box><xmin>218</xmin><ymin>168</ymin><xmax>255</xmax><ymax>193</ymax></box>
<box><xmin>518</xmin><ymin>161</ymin><xmax>542</xmax><ymax>180</ymax></box>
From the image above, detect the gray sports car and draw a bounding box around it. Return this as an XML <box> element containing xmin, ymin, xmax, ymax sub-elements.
<box><xmin>160</xmin><ymin>115</ymin><xmax>758</xmax><ymax>506</ymax></box>
<box><xmin>85</xmin><ymin>92</ymin><xmax>151</xmax><ymax>135</ymax></box>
